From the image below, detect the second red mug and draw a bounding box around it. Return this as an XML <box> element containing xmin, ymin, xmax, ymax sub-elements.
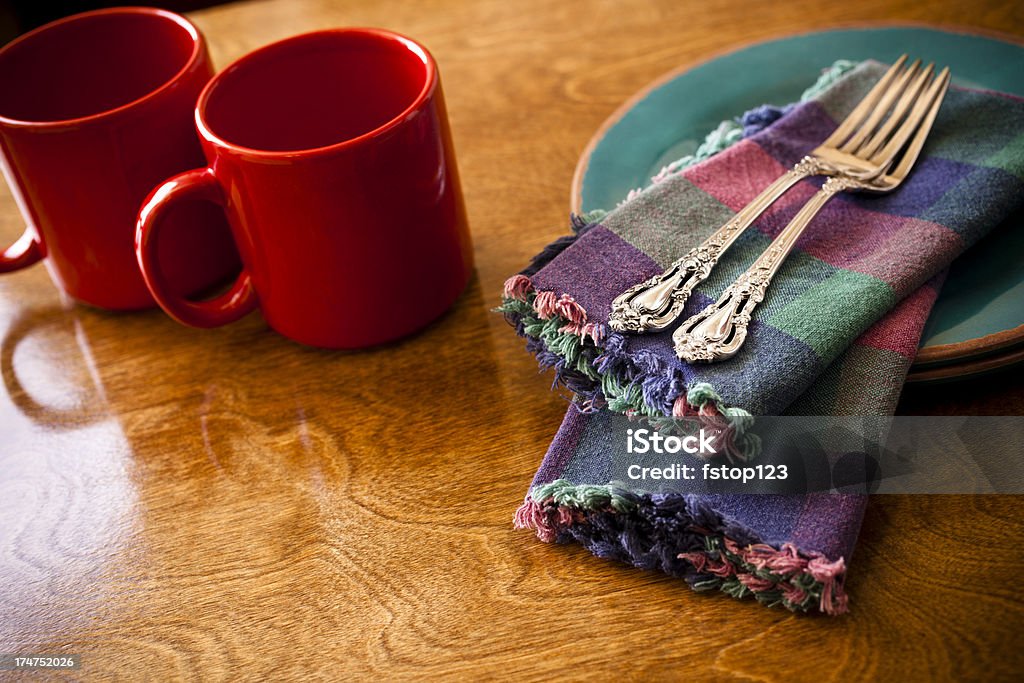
<box><xmin>136</xmin><ymin>28</ymin><xmax>473</xmax><ymax>349</ymax></box>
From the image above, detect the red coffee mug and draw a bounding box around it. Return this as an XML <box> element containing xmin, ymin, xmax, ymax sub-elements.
<box><xmin>0</xmin><ymin>7</ymin><xmax>238</xmax><ymax>309</ymax></box>
<box><xmin>136</xmin><ymin>28</ymin><xmax>473</xmax><ymax>349</ymax></box>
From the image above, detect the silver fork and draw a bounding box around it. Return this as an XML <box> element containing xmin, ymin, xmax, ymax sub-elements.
<box><xmin>673</xmin><ymin>66</ymin><xmax>951</xmax><ymax>362</ymax></box>
<box><xmin>608</xmin><ymin>55</ymin><xmax>932</xmax><ymax>334</ymax></box>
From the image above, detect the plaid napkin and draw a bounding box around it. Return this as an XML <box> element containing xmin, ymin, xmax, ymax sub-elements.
<box><xmin>503</xmin><ymin>62</ymin><xmax>1024</xmax><ymax>614</ymax></box>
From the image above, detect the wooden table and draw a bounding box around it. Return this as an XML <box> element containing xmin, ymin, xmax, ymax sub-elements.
<box><xmin>2</xmin><ymin>0</ymin><xmax>1023</xmax><ymax>679</ymax></box>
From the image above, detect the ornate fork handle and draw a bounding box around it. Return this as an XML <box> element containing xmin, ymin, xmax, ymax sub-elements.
<box><xmin>608</xmin><ymin>157</ymin><xmax>830</xmax><ymax>333</ymax></box>
<box><xmin>673</xmin><ymin>175</ymin><xmax>863</xmax><ymax>362</ymax></box>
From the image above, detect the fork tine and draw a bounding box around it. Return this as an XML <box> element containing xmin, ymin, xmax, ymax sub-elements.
<box><xmin>821</xmin><ymin>54</ymin><xmax>908</xmax><ymax>148</ymax></box>
<box><xmin>857</xmin><ymin>63</ymin><xmax>935</xmax><ymax>158</ymax></box>
<box><xmin>885</xmin><ymin>67</ymin><xmax>951</xmax><ymax>180</ymax></box>
<box><xmin>839</xmin><ymin>59</ymin><xmax>921</xmax><ymax>153</ymax></box>
<box><xmin>870</xmin><ymin>66</ymin><xmax>950</xmax><ymax>167</ymax></box>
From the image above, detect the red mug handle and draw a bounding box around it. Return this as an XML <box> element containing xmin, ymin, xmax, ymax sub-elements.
<box><xmin>0</xmin><ymin>229</ymin><xmax>43</xmax><ymax>274</ymax></box>
<box><xmin>135</xmin><ymin>168</ymin><xmax>257</xmax><ymax>327</ymax></box>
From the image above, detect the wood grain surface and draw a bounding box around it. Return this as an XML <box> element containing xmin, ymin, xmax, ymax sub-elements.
<box><xmin>1</xmin><ymin>0</ymin><xmax>1023</xmax><ymax>680</ymax></box>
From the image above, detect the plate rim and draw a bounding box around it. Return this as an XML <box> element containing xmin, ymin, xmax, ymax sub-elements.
<box><xmin>915</xmin><ymin>322</ymin><xmax>1024</xmax><ymax>365</ymax></box>
<box><xmin>906</xmin><ymin>343</ymin><xmax>1024</xmax><ymax>383</ymax></box>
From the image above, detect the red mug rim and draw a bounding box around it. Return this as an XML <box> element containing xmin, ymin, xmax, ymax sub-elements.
<box><xmin>194</xmin><ymin>27</ymin><xmax>439</xmax><ymax>160</ymax></box>
<box><xmin>0</xmin><ymin>6</ymin><xmax>204</xmax><ymax>130</ymax></box>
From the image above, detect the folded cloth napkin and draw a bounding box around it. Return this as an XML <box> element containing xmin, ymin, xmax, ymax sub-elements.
<box><xmin>503</xmin><ymin>61</ymin><xmax>1024</xmax><ymax>614</ymax></box>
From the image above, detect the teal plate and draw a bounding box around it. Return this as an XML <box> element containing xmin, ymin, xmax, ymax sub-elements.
<box><xmin>573</xmin><ymin>26</ymin><xmax>1024</xmax><ymax>379</ymax></box>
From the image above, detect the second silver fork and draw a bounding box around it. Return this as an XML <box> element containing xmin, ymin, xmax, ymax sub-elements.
<box><xmin>608</xmin><ymin>55</ymin><xmax>926</xmax><ymax>334</ymax></box>
<box><xmin>673</xmin><ymin>66</ymin><xmax>951</xmax><ymax>362</ymax></box>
